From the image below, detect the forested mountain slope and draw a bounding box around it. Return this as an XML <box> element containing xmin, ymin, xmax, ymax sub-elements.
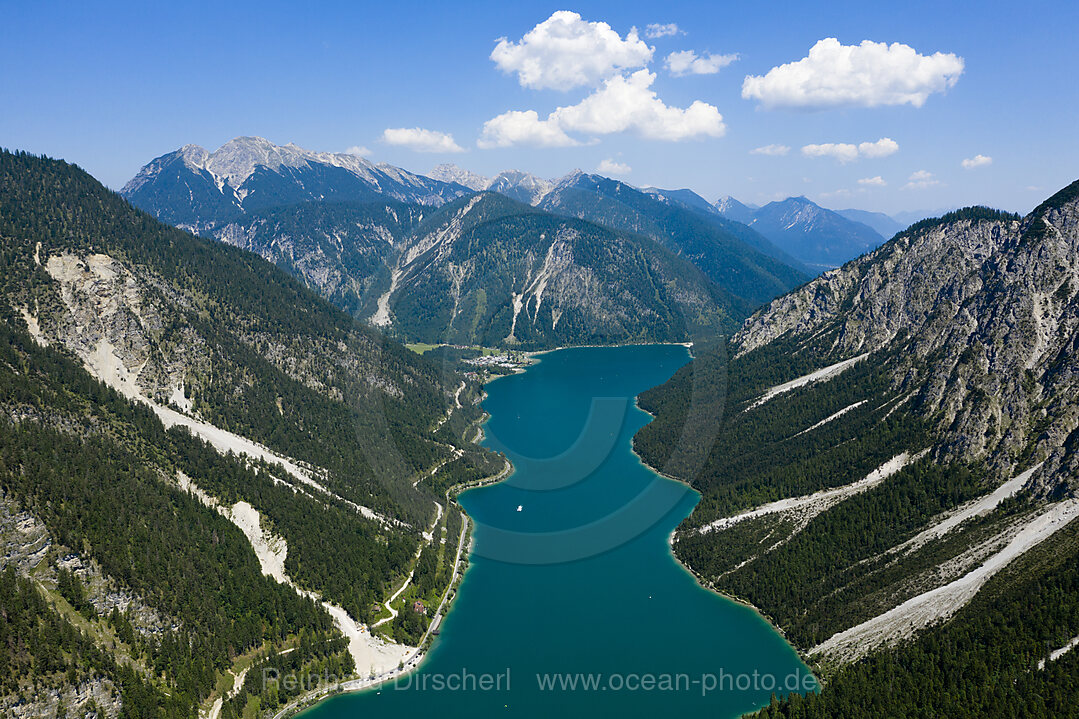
<box><xmin>174</xmin><ymin>190</ymin><xmax>740</xmax><ymax>348</ymax></box>
<box><xmin>0</xmin><ymin>150</ymin><xmax>498</xmax><ymax>718</ymax></box>
<box><xmin>635</xmin><ymin>183</ymin><xmax>1079</xmax><ymax>715</ymax></box>
<box><xmin>370</xmin><ymin>192</ymin><xmax>741</xmax><ymax>347</ymax></box>
<box><xmin>126</xmin><ymin>149</ymin><xmax>807</xmax><ymax>349</ymax></box>
<box><xmin>211</xmin><ymin>200</ymin><xmax>422</xmax><ymax>320</ymax></box>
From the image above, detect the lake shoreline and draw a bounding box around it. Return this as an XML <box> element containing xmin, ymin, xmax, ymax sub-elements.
<box><xmin>283</xmin><ymin>343</ymin><xmax>813</xmax><ymax>719</ymax></box>
<box><xmin>630</xmin><ymin>398</ymin><xmax>821</xmax><ymax>688</ymax></box>
<box><xmin>274</xmin><ymin>405</ymin><xmax>516</xmax><ymax>719</ymax></box>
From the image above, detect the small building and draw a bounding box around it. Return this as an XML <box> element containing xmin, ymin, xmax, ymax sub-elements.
<box><xmin>412</xmin><ymin>600</ymin><xmax>426</xmax><ymax>614</ymax></box>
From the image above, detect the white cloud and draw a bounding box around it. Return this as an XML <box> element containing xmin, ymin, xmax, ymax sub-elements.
<box><xmin>645</xmin><ymin>23</ymin><xmax>682</xmax><ymax>39</ymax></box>
<box><xmin>479</xmin><ymin>69</ymin><xmax>725</xmax><ymax>148</ymax></box>
<box><xmin>742</xmin><ymin>38</ymin><xmax>964</xmax><ymax>109</ymax></box>
<box><xmin>858</xmin><ymin>138</ymin><xmax>899</xmax><ymax>158</ymax></box>
<box><xmin>903</xmin><ymin>170</ymin><xmax>941</xmax><ymax>190</ymax></box>
<box><xmin>803</xmin><ymin>142</ymin><xmax>860</xmax><ymax>163</ymax></box>
<box><xmin>750</xmin><ymin>144</ymin><xmax>790</xmax><ymax>156</ymax></box>
<box><xmin>553</xmin><ymin>70</ymin><xmax>725</xmax><ymax>140</ymax></box>
<box><xmin>491</xmin><ymin>11</ymin><xmax>653</xmax><ymax>91</ymax></box>
<box><xmin>597</xmin><ymin>158</ymin><xmax>631</xmax><ymax>175</ymax></box>
<box><xmin>665</xmin><ymin>50</ymin><xmax>738</xmax><ymax>76</ymax></box>
<box><xmin>801</xmin><ymin>137</ymin><xmax>898</xmax><ymax>163</ymax></box>
<box><xmin>858</xmin><ymin>176</ymin><xmax>887</xmax><ymax>186</ymax></box>
<box><xmin>962</xmin><ymin>154</ymin><xmax>992</xmax><ymax>169</ymax></box>
<box><xmin>381</xmin><ymin>128</ymin><xmax>464</xmax><ymax>153</ymax></box>
<box><xmin>345</xmin><ymin>145</ymin><xmax>371</xmax><ymax>157</ymax></box>
<box><xmin>477</xmin><ymin>110</ymin><xmax>579</xmax><ymax>149</ymax></box>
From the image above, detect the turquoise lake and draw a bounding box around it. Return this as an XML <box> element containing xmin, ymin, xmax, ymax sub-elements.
<box><xmin>301</xmin><ymin>344</ymin><xmax>815</xmax><ymax>717</ymax></box>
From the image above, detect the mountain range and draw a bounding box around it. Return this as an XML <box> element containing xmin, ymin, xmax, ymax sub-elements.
<box><xmin>716</xmin><ymin>195</ymin><xmax>888</xmax><ymax>270</ymax></box>
<box><xmin>834</xmin><ymin>207</ymin><xmax>905</xmax><ymax>238</ymax></box>
<box><xmin>433</xmin><ymin>163</ymin><xmax>898</xmax><ymax>272</ymax></box>
<box><xmin>122</xmin><ymin>139</ymin><xmax>816</xmax><ymax>348</ymax></box>
<box><xmin>4</xmin><ymin>138</ymin><xmax>1079</xmax><ymax>718</ymax></box>
<box><xmin>121</xmin><ymin>137</ymin><xmax>473</xmax><ymax>233</ymax></box>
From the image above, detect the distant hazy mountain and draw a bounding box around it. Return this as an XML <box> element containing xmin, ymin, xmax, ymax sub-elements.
<box><xmin>421</xmin><ymin>169</ymin><xmax>807</xmax><ymax>286</ymax></box>
<box><xmin>147</xmin><ymin>191</ymin><xmax>742</xmax><ymax>348</ymax></box>
<box><xmin>641</xmin><ymin>186</ymin><xmax>723</xmax><ymax>217</ymax></box>
<box><xmin>835</xmin><ymin>208</ymin><xmax>904</xmax><ymax>239</ymax></box>
<box><xmin>428</xmin><ymin>164</ymin><xmax>555</xmax><ymax>205</ymax></box>
<box><xmin>717</xmin><ymin>195</ymin><xmax>885</xmax><ymax>269</ymax></box>
<box><xmin>484</xmin><ymin>170</ymin><xmax>554</xmax><ymax>205</ymax></box>
<box><xmin>715</xmin><ymin>195</ymin><xmax>758</xmax><ymax>224</ymax></box>
<box><xmin>537</xmin><ymin>173</ymin><xmax>808</xmax><ymax>305</ymax></box>
<box><xmin>122</xmin><ymin>136</ymin><xmax>471</xmax><ymax>231</ymax></box>
<box><xmin>123</xmin><ymin>151</ymin><xmax>809</xmax><ymax>345</ymax></box>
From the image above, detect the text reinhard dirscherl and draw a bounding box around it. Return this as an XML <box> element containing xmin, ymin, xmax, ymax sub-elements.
<box><xmin>261</xmin><ymin>667</ymin><xmax>818</xmax><ymax>697</ymax></box>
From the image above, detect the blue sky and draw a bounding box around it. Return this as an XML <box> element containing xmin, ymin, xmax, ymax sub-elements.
<box><xmin>2</xmin><ymin>0</ymin><xmax>1077</xmax><ymax>214</ymax></box>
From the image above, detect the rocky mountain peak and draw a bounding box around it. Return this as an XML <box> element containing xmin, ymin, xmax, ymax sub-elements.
<box><xmin>122</xmin><ymin>138</ymin><xmax>472</xmax><ymax>230</ymax></box>
<box><xmin>486</xmin><ymin>169</ymin><xmax>555</xmax><ymax>205</ymax></box>
<box><xmin>714</xmin><ymin>195</ymin><xmax>758</xmax><ymax>224</ymax></box>
<box><xmin>428</xmin><ymin>163</ymin><xmax>490</xmax><ymax>191</ymax></box>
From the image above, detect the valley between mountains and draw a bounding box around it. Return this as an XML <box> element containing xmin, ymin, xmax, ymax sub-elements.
<box><xmin>3</xmin><ymin>138</ymin><xmax>1079</xmax><ymax>719</ymax></box>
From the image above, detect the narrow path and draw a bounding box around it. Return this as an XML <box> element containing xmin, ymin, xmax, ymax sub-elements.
<box><xmin>422</xmin><ymin>517</ymin><xmax>469</xmax><ymax>641</ymax></box>
<box><xmin>177</xmin><ymin>471</ymin><xmax>414</xmax><ymax>715</ymax></box>
<box><xmin>269</xmin><ymin>399</ymin><xmax>504</xmax><ymax>719</ymax></box>
<box><xmin>373</xmin><ymin>501</ymin><xmax>444</xmax><ymax>628</ymax></box>
<box><xmin>432</xmin><ymin>381</ymin><xmax>466</xmax><ymax>432</ymax></box>
<box><xmin>268</xmin><ymin>508</ymin><xmax>474</xmax><ymax>719</ymax></box>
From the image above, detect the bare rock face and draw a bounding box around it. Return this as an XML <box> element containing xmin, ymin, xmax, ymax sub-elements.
<box><xmin>734</xmin><ymin>216</ymin><xmax>1016</xmax><ymax>357</ymax></box>
<box><xmin>734</xmin><ymin>183</ymin><xmax>1079</xmax><ymax>496</ymax></box>
<box><xmin>38</xmin><ymin>252</ymin><xmax>204</xmax><ymax>409</ymax></box>
<box><xmin>1</xmin><ymin>677</ymin><xmax>122</xmax><ymax>719</ymax></box>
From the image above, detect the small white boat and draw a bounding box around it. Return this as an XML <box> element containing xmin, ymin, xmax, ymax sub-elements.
<box><xmin>516</xmin><ymin>505</ymin><xmax>523</xmax><ymax>512</ymax></box>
